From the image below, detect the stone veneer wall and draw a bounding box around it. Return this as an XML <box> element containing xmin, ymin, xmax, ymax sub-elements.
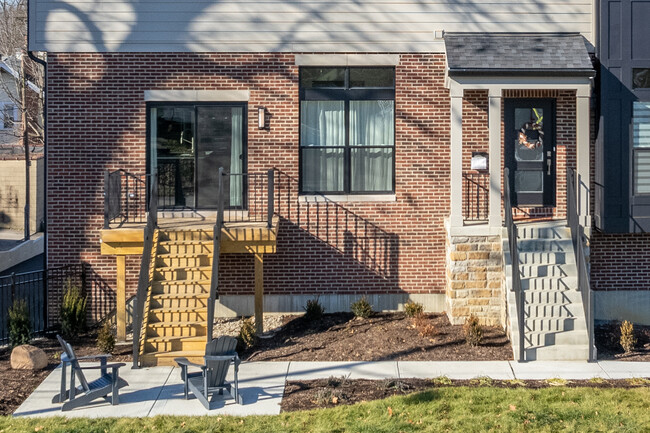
<box><xmin>445</xmin><ymin>231</ymin><xmax>504</xmax><ymax>327</ymax></box>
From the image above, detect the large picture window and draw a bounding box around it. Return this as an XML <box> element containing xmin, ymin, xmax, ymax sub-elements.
<box><xmin>299</xmin><ymin>67</ymin><xmax>395</xmax><ymax>194</ymax></box>
<box><xmin>633</xmin><ymin>101</ymin><xmax>650</xmax><ymax>195</ymax></box>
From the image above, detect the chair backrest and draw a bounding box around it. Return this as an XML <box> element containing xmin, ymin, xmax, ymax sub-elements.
<box><xmin>56</xmin><ymin>335</ymin><xmax>91</xmax><ymax>391</ymax></box>
<box><xmin>204</xmin><ymin>336</ymin><xmax>237</xmax><ymax>387</ymax></box>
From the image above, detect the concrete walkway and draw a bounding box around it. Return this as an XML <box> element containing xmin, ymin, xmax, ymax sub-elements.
<box><xmin>14</xmin><ymin>360</ymin><xmax>649</xmax><ymax>418</ymax></box>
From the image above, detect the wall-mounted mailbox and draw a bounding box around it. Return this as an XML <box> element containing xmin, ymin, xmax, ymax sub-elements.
<box><xmin>471</xmin><ymin>152</ymin><xmax>488</xmax><ymax>171</ymax></box>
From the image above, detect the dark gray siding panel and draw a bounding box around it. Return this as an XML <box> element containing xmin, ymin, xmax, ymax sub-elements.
<box><xmin>598</xmin><ymin>0</ymin><xmax>650</xmax><ymax>233</ymax></box>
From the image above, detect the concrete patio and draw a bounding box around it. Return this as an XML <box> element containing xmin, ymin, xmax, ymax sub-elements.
<box><xmin>14</xmin><ymin>360</ymin><xmax>650</xmax><ymax>418</ymax></box>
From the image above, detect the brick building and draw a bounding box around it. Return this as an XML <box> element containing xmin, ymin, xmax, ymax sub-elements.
<box><xmin>28</xmin><ymin>0</ymin><xmax>650</xmax><ymax>364</ymax></box>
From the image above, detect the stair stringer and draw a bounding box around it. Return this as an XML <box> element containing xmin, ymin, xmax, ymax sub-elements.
<box><xmin>137</xmin><ymin>229</ymin><xmax>160</xmax><ymax>360</ymax></box>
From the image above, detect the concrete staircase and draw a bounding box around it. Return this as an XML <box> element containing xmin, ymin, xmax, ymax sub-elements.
<box><xmin>505</xmin><ymin>221</ymin><xmax>590</xmax><ymax>361</ymax></box>
<box><xmin>139</xmin><ymin>229</ymin><xmax>214</xmax><ymax>367</ymax></box>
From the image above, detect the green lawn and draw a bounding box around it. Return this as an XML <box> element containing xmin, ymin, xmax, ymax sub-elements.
<box><xmin>2</xmin><ymin>386</ymin><xmax>649</xmax><ymax>432</ymax></box>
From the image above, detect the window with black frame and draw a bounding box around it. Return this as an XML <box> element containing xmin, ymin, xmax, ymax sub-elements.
<box><xmin>299</xmin><ymin>67</ymin><xmax>395</xmax><ymax>194</ymax></box>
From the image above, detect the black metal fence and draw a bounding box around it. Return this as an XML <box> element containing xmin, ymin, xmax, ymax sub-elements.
<box><xmin>220</xmin><ymin>171</ymin><xmax>274</xmax><ymax>227</ymax></box>
<box><xmin>0</xmin><ymin>263</ymin><xmax>116</xmax><ymax>345</ymax></box>
<box><xmin>104</xmin><ymin>169</ymin><xmax>148</xmax><ymax>228</ymax></box>
<box><xmin>463</xmin><ymin>171</ymin><xmax>489</xmax><ymax>221</ymax></box>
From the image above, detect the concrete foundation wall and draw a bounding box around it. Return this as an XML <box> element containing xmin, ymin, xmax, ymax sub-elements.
<box><xmin>594</xmin><ymin>291</ymin><xmax>650</xmax><ymax>326</ymax></box>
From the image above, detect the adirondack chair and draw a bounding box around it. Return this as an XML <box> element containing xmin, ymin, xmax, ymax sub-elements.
<box><xmin>175</xmin><ymin>336</ymin><xmax>242</xmax><ymax>409</ymax></box>
<box><xmin>51</xmin><ymin>335</ymin><xmax>129</xmax><ymax>411</ymax></box>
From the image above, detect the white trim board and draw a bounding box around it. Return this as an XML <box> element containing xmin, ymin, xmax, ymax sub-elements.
<box><xmin>144</xmin><ymin>90</ymin><xmax>250</xmax><ymax>102</ymax></box>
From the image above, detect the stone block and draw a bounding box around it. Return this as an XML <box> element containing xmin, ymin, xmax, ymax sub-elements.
<box><xmin>450</xmin><ymin>252</ymin><xmax>467</xmax><ymax>261</ymax></box>
<box><xmin>454</xmin><ymin>272</ymin><xmax>469</xmax><ymax>281</ymax></box>
<box><xmin>451</xmin><ymin>306</ymin><xmax>469</xmax><ymax>317</ymax></box>
<box><xmin>471</xmin><ymin>272</ymin><xmax>487</xmax><ymax>281</ymax></box>
<box><xmin>450</xmin><ymin>281</ymin><xmax>465</xmax><ymax>290</ymax></box>
<box><xmin>465</xmin><ymin>281</ymin><xmax>487</xmax><ymax>289</ymax></box>
<box><xmin>456</xmin><ymin>244</ymin><xmax>475</xmax><ymax>252</ymax></box>
<box><xmin>487</xmin><ymin>266</ymin><xmax>502</xmax><ymax>272</ymax></box>
<box><xmin>467</xmin><ymin>252</ymin><xmax>490</xmax><ymax>260</ymax></box>
<box><xmin>487</xmin><ymin>272</ymin><xmax>502</xmax><ymax>281</ymax></box>
<box><xmin>468</xmin><ymin>266</ymin><xmax>487</xmax><ymax>273</ymax></box>
<box><xmin>11</xmin><ymin>345</ymin><xmax>48</xmax><ymax>370</ymax></box>
<box><xmin>488</xmin><ymin>281</ymin><xmax>501</xmax><ymax>289</ymax></box>
<box><xmin>450</xmin><ymin>237</ymin><xmax>469</xmax><ymax>244</ymax></box>
<box><xmin>467</xmin><ymin>298</ymin><xmax>490</xmax><ymax>306</ymax></box>
<box><xmin>473</xmin><ymin>289</ymin><xmax>493</xmax><ymax>298</ymax></box>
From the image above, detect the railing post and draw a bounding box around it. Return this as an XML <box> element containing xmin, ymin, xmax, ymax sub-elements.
<box><xmin>267</xmin><ymin>169</ymin><xmax>274</xmax><ymax>228</ymax></box>
<box><xmin>10</xmin><ymin>272</ymin><xmax>16</xmax><ymax>305</ymax></box>
<box><xmin>124</xmin><ymin>172</ymin><xmax>129</xmax><ymax>222</ymax></box>
<box><xmin>103</xmin><ymin>171</ymin><xmax>110</xmax><ymax>229</ymax></box>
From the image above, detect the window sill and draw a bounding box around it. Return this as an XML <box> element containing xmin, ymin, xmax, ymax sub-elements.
<box><xmin>299</xmin><ymin>194</ymin><xmax>396</xmax><ymax>203</ymax></box>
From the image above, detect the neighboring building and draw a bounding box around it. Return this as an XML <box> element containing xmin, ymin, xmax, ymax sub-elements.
<box><xmin>28</xmin><ymin>0</ymin><xmax>649</xmax><ymax>364</ymax></box>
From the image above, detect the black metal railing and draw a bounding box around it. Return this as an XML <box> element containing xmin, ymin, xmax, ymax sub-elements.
<box><xmin>103</xmin><ymin>169</ymin><xmax>147</xmax><ymax>228</ymax></box>
<box><xmin>1</xmin><ymin>263</ymin><xmax>116</xmax><ymax>345</ymax></box>
<box><xmin>504</xmin><ymin>168</ymin><xmax>525</xmax><ymax>362</ymax></box>
<box><xmin>132</xmin><ymin>174</ymin><xmax>158</xmax><ymax>367</ymax></box>
<box><xmin>567</xmin><ymin>168</ymin><xmax>595</xmax><ymax>361</ymax></box>
<box><xmin>463</xmin><ymin>171</ymin><xmax>489</xmax><ymax>221</ymax></box>
<box><xmin>218</xmin><ymin>171</ymin><xmax>275</xmax><ymax>227</ymax></box>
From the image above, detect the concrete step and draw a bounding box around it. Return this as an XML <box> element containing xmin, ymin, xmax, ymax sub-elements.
<box><xmin>154</xmin><ymin>266</ymin><xmax>212</xmax><ymax>282</ymax></box>
<box><xmin>518</xmin><ymin>251</ymin><xmax>576</xmax><ymax>265</ymax></box>
<box><xmin>156</xmin><ymin>253</ymin><xmax>212</xmax><ymax>268</ymax></box>
<box><xmin>524</xmin><ymin>330</ymin><xmax>590</xmax><ymax>347</ymax></box>
<box><xmin>523</xmin><ymin>344</ymin><xmax>590</xmax><ymax>361</ymax></box>
<box><xmin>519</xmin><ymin>264</ymin><xmax>576</xmax><ymax>278</ymax></box>
<box><xmin>517</xmin><ymin>239</ymin><xmax>574</xmax><ymax>253</ymax></box>
<box><xmin>144</xmin><ymin>336</ymin><xmax>207</xmax><ymax>353</ymax></box>
<box><xmin>517</xmin><ymin>223</ymin><xmax>570</xmax><ymax>240</ymax></box>
<box><xmin>510</xmin><ymin>289</ymin><xmax>583</xmax><ymax>304</ymax></box>
<box><xmin>521</xmin><ymin>276</ymin><xmax>578</xmax><ymax>291</ymax></box>
<box><xmin>524</xmin><ymin>317</ymin><xmax>586</xmax><ymax>333</ymax></box>
<box><xmin>158</xmin><ymin>229</ymin><xmax>213</xmax><ymax>242</ymax></box>
<box><xmin>522</xmin><ymin>302</ymin><xmax>584</xmax><ymax>319</ymax></box>
<box><xmin>157</xmin><ymin>240</ymin><xmax>213</xmax><ymax>255</ymax></box>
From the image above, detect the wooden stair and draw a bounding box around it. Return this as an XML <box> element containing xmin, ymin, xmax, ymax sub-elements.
<box><xmin>139</xmin><ymin>229</ymin><xmax>214</xmax><ymax>367</ymax></box>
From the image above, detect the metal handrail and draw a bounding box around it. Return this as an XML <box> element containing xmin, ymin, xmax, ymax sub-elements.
<box><xmin>463</xmin><ymin>171</ymin><xmax>489</xmax><ymax>221</ymax></box>
<box><xmin>104</xmin><ymin>169</ymin><xmax>147</xmax><ymax>229</ymax></box>
<box><xmin>132</xmin><ymin>174</ymin><xmax>158</xmax><ymax>368</ymax></box>
<box><xmin>504</xmin><ymin>168</ymin><xmax>525</xmax><ymax>362</ymax></box>
<box><xmin>567</xmin><ymin>168</ymin><xmax>595</xmax><ymax>361</ymax></box>
<box><xmin>207</xmin><ymin>168</ymin><xmax>225</xmax><ymax>341</ymax></box>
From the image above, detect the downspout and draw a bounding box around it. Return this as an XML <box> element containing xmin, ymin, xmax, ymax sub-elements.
<box><xmin>27</xmin><ymin>0</ymin><xmax>48</xmax><ymax>324</ymax></box>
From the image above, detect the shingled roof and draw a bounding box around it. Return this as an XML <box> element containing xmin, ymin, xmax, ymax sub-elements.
<box><xmin>444</xmin><ymin>33</ymin><xmax>594</xmax><ymax>77</ymax></box>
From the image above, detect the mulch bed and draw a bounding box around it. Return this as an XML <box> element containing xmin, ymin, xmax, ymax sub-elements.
<box><xmin>243</xmin><ymin>312</ymin><xmax>512</xmax><ymax>362</ymax></box>
<box><xmin>281</xmin><ymin>377</ymin><xmax>650</xmax><ymax>412</ymax></box>
<box><xmin>0</xmin><ymin>333</ymin><xmax>131</xmax><ymax>416</ymax></box>
<box><xmin>595</xmin><ymin>321</ymin><xmax>650</xmax><ymax>361</ymax></box>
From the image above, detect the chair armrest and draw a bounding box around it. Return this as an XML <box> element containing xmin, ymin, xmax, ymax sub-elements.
<box><xmin>204</xmin><ymin>354</ymin><xmax>239</xmax><ymax>362</ymax></box>
<box><xmin>77</xmin><ymin>363</ymin><xmax>126</xmax><ymax>370</ymax></box>
<box><xmin>174</xmin><ymin>357</ymin><xmax>205</xmax><ymax>370</ymax></box>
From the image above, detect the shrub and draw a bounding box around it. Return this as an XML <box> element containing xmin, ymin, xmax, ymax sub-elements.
<box><xmin>8</xmin><ymin>298</ymin><xmax>31</xmax><ymax>347</ymax></box>
<box><xmin>60</xmin><ymin>280</ymin><xmax>87</xmax><ymax>339</ymax></box>
<box><xmin>463</xmin><ymin>314</ymin><xmax>483</xmax><ymax>346</ymax></box>
<box><xmin>620</xmin><ymin>320</ymin><xmax>637</xmax><ymax>353</ymax></box>
<box><xmin>96</xmin><ymin>321</ymin><xmax>115</xmax><ymax>354</ymax></box>
<box><xmin>304</xmin><ymin>297</ymin><xmax>325</xmax><ymax>321</ymax></box>
<box><xmin>237</xmin><ymin>317</ymin><xmax>257</xmax><ymax>351</ymax></box>
<box><xmin>351</xmin><ymin>296</ymin><xmax>373</xmax><ymax>319</ymax></box>
<box><xmin>412</xmin><ymin>313</ymin><xmax>436</xmax><ymax>338</ymax></box>
<box><xmin>404</xmin><ymin>301</ymin><xmax>424</xmax><ymax>318</ymax></box>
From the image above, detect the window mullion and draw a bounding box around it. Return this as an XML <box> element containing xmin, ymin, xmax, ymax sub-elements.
<box><xmin>345</xmin><ymin>98</ymin><xmax>351</xmax><ymax>194</ymax></box>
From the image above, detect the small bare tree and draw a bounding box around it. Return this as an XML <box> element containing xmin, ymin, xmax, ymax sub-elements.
<box><xmin>0</xmin><ymin>0</ymin><xmax>45</xmax><ymax>239</ymax></box>
<box><xmin>0</xmin><ymin>0</ymin><xmax>45</xmax><ymax>152</ymax></box>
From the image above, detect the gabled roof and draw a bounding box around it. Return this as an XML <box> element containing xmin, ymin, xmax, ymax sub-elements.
<box><xmin>443</xmin><ymin>33</ymin><xmax>594</xmax><ymax>77</ymax></box>
<box><xmin>0</xmin><ymin>56</ymin><xmax>41</xmax><ymax>94</ymax></box>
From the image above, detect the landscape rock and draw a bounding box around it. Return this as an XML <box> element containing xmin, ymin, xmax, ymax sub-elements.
<box><xmin>10</xmin><ymin>345</ymin><xmax>48</xmax><ymax>370</ymax></box>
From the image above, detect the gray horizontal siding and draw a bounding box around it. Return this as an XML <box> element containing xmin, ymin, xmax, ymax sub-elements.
<box><xmin>30</xmin><ymin>0</ymin><xmax>594</xmax><ymax>53</ymax></box>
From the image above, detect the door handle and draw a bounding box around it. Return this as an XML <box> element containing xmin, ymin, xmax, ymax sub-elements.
<box><xmin>546</xmin><ymin>151</ymin><xmax>552</xmax><ymax>175</ymax></box>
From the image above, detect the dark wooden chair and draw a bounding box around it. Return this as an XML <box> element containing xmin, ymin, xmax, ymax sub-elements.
<box><xmin>51</xmin><ymin>335</ymin><xmax>128</xmax><ymax>411</ymax></box>
<box><xmin>175</xmin><ymin>336</ymin><xmax>242</xmax><ymax>409</ymax></box>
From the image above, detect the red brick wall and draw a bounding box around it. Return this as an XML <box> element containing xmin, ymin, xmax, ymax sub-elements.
<box><xmin>46</xmin><ymin>53</ymin><xmax>452</xmax><ymax>300</ymax></box>
<box><xmin>590</xmin><ymin>233</ymin><xmax>650</xmax><ymax>291</ymax></box>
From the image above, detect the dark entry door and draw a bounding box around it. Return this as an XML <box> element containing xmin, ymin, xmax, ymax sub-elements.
<box><xmin>504</xmin><ymin>99</ymin><xmax>556</xmax><ymax>207</ymax></box>
<box><xmin>152</xmin><ymin>104</ymin><xmax>246</xmax><ymax>209</ymax></box>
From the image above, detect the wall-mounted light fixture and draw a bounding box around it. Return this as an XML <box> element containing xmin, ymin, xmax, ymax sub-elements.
<box><xmin>258</xmin><ymin>107</ymin><xmax>265</xmax><ymax>129</ymax></box>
